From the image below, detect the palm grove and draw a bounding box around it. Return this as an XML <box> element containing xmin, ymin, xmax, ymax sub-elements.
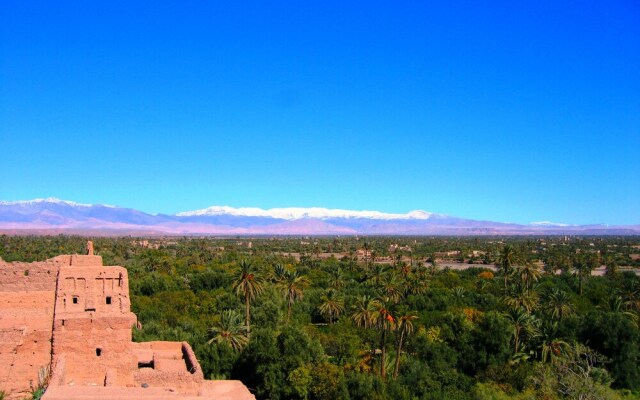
<box><xmin>1</xmin><ymin>235</ymin><xmax>639</xmax><ymax>400</ymax></box>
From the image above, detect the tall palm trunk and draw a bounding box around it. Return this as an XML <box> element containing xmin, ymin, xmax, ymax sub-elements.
<box><xmin>393</xmin><ymin>330</ymin><xmax>405</xmax><ymax>379</ymax></box>
<box><xmin>504</xmin><ymin>272</ymin><xmax>508</xmax><ymax>294</ymax></box>
<box><xmin>245</xmin><ymin>293</ymin><xmax>251</xmax><ymax>337</ymax></box>
<box><xmin>380</xmin><ymin>328</ymin><xmax>387</xmax><ymax>379</ymax></box>
<box><xmin>579</xmin><ymin>272</ymin><xmax>583</xmax><ymax>296</ymax></box>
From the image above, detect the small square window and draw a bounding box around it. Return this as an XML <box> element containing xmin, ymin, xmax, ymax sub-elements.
<box><xmin>96</xmin><ymin>348</ymin><xmax>102</xmax><ymax>357</ymax></box>
<box><xmin>72</xmin><ymin>297</ymin><xmax>79</xmax><ymax>304</ymax></box>
<box><xmin>106</xmin><ymin>296</ymin><xmax>112</xmax><ymax>305</ymax></box>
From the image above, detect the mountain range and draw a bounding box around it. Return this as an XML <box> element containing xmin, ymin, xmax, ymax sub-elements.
<box><xmin>0</xmin><ymin>198</ymin><xmax>638</xmax><ymax>236</ymax></box>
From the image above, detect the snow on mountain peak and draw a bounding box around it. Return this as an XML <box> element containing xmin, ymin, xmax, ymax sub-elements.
<box><xmin>0</xmin><ymin>198</ymin><xmax>114</xmax><ymax>208</ymax></box>
<box><xmin>176</xmin><ymin>205</ymin><xmax>433</xmax><ymax>221</ymax></box>
<box><xmin>530</xmin><ymin>221</ymin><xmax>571</xmax><ymax>227</ymax></box>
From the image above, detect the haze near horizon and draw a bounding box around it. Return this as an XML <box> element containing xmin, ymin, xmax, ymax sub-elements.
<box><xmin>1</xmin><ymin>1</ymin><xmax>638</xmax><ymax>225</ymax></box>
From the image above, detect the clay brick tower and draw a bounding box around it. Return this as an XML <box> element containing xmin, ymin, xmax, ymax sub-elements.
<box><xmin>1</xmin><ymin>243</ymin><xmax>254</xmax><ymax>399</ymax></box>
<box><xmin>49</xmin><ymin>242</ymin><xmax>138</xmax><ymax>387</ymax></box>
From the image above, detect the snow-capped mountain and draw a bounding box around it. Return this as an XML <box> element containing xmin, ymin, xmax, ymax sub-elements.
<box><xmin>0</xmin><ymin>198</ymin><xmax>165</xmax><ymax>227</ymax></box>
<box><xmin>530</xmin><ymin>221</ymin><xmax>572</xmax><ymax>227</ymax></box>
<box><xmin>176</xmin><ymin>205</ymin><xmax>433</xmax><ymax>221</ymax></box>
<box><xmin>0</xmin><ymin>198</ymin><xmax>637</xmax><ymax>235</ymax></box>
<box><xmin>0</xmin><ymin>198</ymin><xmax>99</xmax><ymax>207</ymax></box>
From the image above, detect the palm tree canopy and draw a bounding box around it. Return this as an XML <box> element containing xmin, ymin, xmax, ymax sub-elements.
<box><xmin>380</xmin><ymin>273</ymin><xmax>404</xmax><ymax>303</ymax></box>
<box><xmin>328</xmin><ymin>267</ymin><xmax>345</xmax><ymax>289</ymax></box>
<box><xmin>505</xmin><ymin>308</ymin><xmax>541</xmax><ymax>353</ymax></box>
<box><xmin>352</xmin><ymin>295</ymin><xmax>382</xmax><ymax>329</ymax></box>
<box><xmin>513</xmin><ymin>262</ymin><xmax>542</xmax><ymax>290</ymax></box>
<box><xmin>372</xmin><ymin>296</ymin><xmax>396</xmax><ymax>332</ymax></box>
<box><xmin>233</xmin><ymin>260</ymin><xmax>264</xmax><ymax>302</ymax></box>
<box><xmin>545</xmin><ymin>288</ymin><xmax>574</xmax><ymax>321</ymax></box>
<box><xmin>270</xmin><ymin>263</ymin><xmax>287</xmax><ymax>283</ymax></box>
<box><xmin>208</xmin><ymin>310</ymin><xmax>249</xmax><ymax>352</ymax></box>
<box><xmin>497</xmin><ymin>245</ymin><xmax>517</xmax><ymax>274</ymax></box>
<box><xmin>280</xmin><ymin>270</ymin><xmax>310</xmax><ymax>307</ymax></box>
<box><xmin>503</xmin><ymin>285</ymin><xmax>540</xmax><ymax>313</ymax></box>
<box><xmin>396</xmin><ymin>313</ymin><xmax>418</xmax><ymax>336</ymax></box>
<box><xmin>367</xmin><ymin>264</ymin><xmax>388</xmax><ymax>287</ymax></box>
<box><xmin>318</xmin><ymin>288</ymin><xmax>345</xmax><ymax>322</ymax></box>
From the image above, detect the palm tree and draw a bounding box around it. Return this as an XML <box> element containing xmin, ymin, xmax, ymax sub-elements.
<box><xmin>367</xmin><ymin>264</ymin><xmax>388</xmax><ymax>288</ymax></box>
<box><xmin>556</xmin><ymin>254</ymin><xmax>572</xmax><ymax>275</ymax></box>
<box><xmin>352</xmin><ymin>295</ymin><xmax>381</xmax><ymax>329</ymax></box>
<box><xmin>207</xmin><ymin>310</ymin><xmax>249</xmax><ymax>352</ymax></box>
<box><xmin>393</xmin><ymin>312</ymin><xmax>418</xmax><ymax>379</ymax></box>
<box><xmin>380</xmin><ymin>273</ymin><xmax>403</xmax><ymax>304</ymax></box>
<box><xmin>506</xmin><ymin>308</ymin><xmax>540</xmax><ymax>354</ymax></box>
<box><xmin>269</xmin><ymin>263</ymin><xmax>287</xmax><ymax>283</ymax></box>
<box><xmin>328</xmin><ymin>267</ymin><xmax>345</xmax><ymax>289</ymax></box>
<box><xmin>318</xmin><ymin>289</ymin><xmax>345</xmax><ymax>324</ymax></box>
<box><xmin>453</xmin><ymin>286</ymin><xmax>466</xmax><ymax>303</ymax></box>
<box><xmin>362</xmin><ymin>241</ymin><xmax>371</xmax><ymax>268</ymax></box>
<box><xmin>605</xmin><ymin>259</ymin><xmax>619</xmax><ymax>278</ymax></box>
<box><xmin>233</xmin><ymin>260</ymin><xmax>264</xmax><ymax>337</ymax></box>
<box><xmin>279</xmin><ymin>270</ymin><xmax>310</xmax><ymax>322</ymax></box>
<box><xmin>621</xmin><ymin>280</ymin><xmax>640</xmax><ymax>312</ymax></box>
<box><xmin>398</xmin><ymin>261</ymin><xmax>411</xmax><ymax>278</ymax></box>
<box><xmin>572</xmin><ymin>253</ymin><xmax>599</xmax><ymax>296</ymax></box>
<box><xmin>427</xmin><ymin>257</ymin><xmax>438</xmax><ymax>276</ymax></box>
<box><xmin>538</xmin><ymin>322</ymin><xmax>569</xmax><ymax>364</ymax></box>
<box><xmin>572</xmin><ymin>256</ymin><xmax>588</xmax><ymax>296</ymax></box>
<box><xmin>605</xmin><ymin>295</ymin><xmax>639</xmax><ymax>328</ymax></box>
<box><xmin>540</xmin><ymin>338</ymin><xmax>570</xmax><ymax>364</ymax></box>
<box><xmin>405</xmin><ymin>273</ymin><xmax>429</xmax><ymax>296</ymax></box>
<box><xmin>372</xmin><ymin>297</ymin><xmax>395</xmax><ymax>379</ymax></box>
<box><xmin>544</xmin><ymin>288</ymin><xmax>574</xmax><ymax>321</ymax></box>
<box><xmin>513</xmin><ymin>262</ymin><xmax>542</xmax><ymax>292</ymax></box>
<box><xmin>496</xmin><ymin>245</ymin><xmax>517</xmax><ymax>292</ymax></box>
<box><xmin>503</xmin><ymin>285</ymin><xmax>539</xmax><ymax>314</ymax></box>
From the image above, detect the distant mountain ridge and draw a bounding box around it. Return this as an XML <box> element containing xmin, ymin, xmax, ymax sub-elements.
<box><xmin>176</xmin><ymin>205</ymin><xmax>435</xmax><ymax>220</ymax></box>
<box><xmin>0</xmin><ymin>198</ymin><xmax>638</xmax><ymax>236</ymax></box>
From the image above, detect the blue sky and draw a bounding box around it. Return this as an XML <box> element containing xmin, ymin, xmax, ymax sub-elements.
<box><xmin>1</xmin><ymin>1</ymin><xmax>638</xmax><ymax>225</ymax></box>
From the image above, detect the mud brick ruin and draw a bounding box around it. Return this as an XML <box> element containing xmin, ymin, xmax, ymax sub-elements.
<box><xmin>0</xmin><ymin>242</ymin><xmax>254</xmax><ymax>400</ymax></box>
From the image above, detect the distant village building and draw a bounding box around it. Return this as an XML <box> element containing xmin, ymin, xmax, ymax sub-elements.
<box><xmin>0</xmin><ymin>243</ymin><xmax>253</xmax><ymax>400</ymax></box>
<box><xmin>434</xmin><ymin>250</ymin><xmax>461</xmax><ymax>258</ymax></box>
<box><xmin>356</xmin><ymin>249</ymin><xmax>373</xmax><ymax>259</ymax></box>
<box><xmin>389</xmin><ymin>244</ymin><xmax>412</xmax><ymax>253</ymax></box>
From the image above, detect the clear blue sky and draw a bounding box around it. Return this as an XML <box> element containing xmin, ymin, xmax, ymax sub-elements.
<box><xmin>1</xmin><ymin>1</ymin><xmax>638</xmax><ymax>225</ymax></box>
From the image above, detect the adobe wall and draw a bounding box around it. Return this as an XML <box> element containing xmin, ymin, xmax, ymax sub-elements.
<box><xmin>54</xmin><ymin>265</ymin><xmax>132</xmax><ymax>316</ymax></box>
<box><xmin>2</xmin><ymin>249</ymin><xmax>255</xmax><ymax>400</ymax></box>
<box><xmin>0</xmin><ymin>260</ymin><xmax>61</xmax><ymax>399</ymax></box>
<box><xmin>51</xmin><ymin>264</ymin><xmax>138</xmax><ymax>387</ymax></box>
<box><xmin>0</xmin><ymin>260</ymin><xmax>60</xmax><ymax>291</ymax></box>
<box><xmin>132</xmin><ymin>341</ymin><xmax>204</xmax><ymax>394</ymax></box>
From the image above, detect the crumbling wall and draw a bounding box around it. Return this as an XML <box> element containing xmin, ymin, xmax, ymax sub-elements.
<box><xmin>132</xmin><ymin>341</ymin><xmax>203</xmax><ymax>394</ymax></box>
<box><xmin>181</xmin><ymin>342</ymin><xmax>204</xmax><ymax>380</ymax></box>
<box><xmin>48</xmin><ymin>255</ymin><xmax>104</xmax><ymax>268</ymax></box>
<box><xmin>0</xmin><ymin>260</ymin><xmax>60</xmax><ymax>399</ymax></box>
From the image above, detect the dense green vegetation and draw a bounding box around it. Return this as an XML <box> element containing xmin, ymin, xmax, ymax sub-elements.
<box><xmin>2</xmin><ymin>235</ymin><xmax>640</xmax><ymax>400</ymax></box>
